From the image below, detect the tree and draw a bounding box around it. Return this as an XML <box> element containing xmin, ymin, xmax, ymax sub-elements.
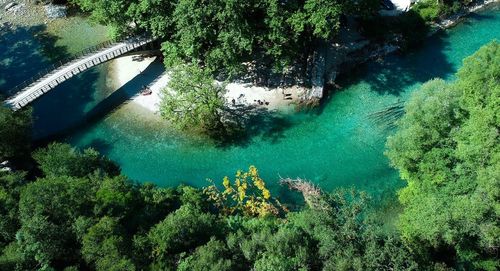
<box><xmin>161</xmin><ymin>0</ymin><xmax>255</xmax><ymax>74</ymax></box>
<box><xmin>0</xmin><ymin>107</ymin><xmax>31</xmax><ymax>161</ymax></box>
<box><xmin>94</xmin><ymin>176</ymin><xmax>135</xmax><ymax>218</ymax></box>
<box><xmin>0</xmin><ymin>172</ymin><xmax>27</xmax><ymax>251</ymax></box>
<box><xmin>73</xmin><ymin>0</ymin><xmax>352</xmax><ymax>74</ymax></box>
<box><xmin>69</xmin><ymin>0</ymin><xmax>136</xmax><ymax>37</ymax></box>
<box><xmin>148</xmin><ymin>204</ymin><xmax>220</xmax><ymax>268</ymax></box>
<box><xmin>159</xmin><ymin>64</ymin><xmax>225</xmax><ymax>133</ymax></box>
<box><xmin>81</xmin><ymin>217</ymin><xmax>135</xmax><ymax>271</ymax></box>
<box><xmin>289</xmin><ymin>0</ymin><xmax>343</xmax><ymax>40</ymax></box>
<box><xmin>177</xmin><ymin>239</ymin><xmax>235</xmax><ymax>271</ymax></box>
<box><xmin>33</xmin><ymin>143</ymin><xmax>120</xmax><ymax>178</ymax></box>
<box><xmin>204</xmin><ymin>166</ymin><xmax>284</xmax><ymax>217</ymax></box>
<box><xmin>17</xmin><ymin>176</ymin><xmax>95</xmax><ymax>269</ymax></box>
<box><xmin>386</xmin><ymin>41</ymin><xmax>499</xmax><ymax>270</ymax></box>
<box><xmin>126</xmin><ymin>0</ymin><xmax>175</xmax><ymax>38</ymax></box>
<box><xmin>286</xmin><ymin>189</ymin><xmax>418</xmax><ymax>271</ymax></box>
<box><xmin>252</xmin><ymin>226</ymin><xmax>315</xmax><ymax>271</ymax></box>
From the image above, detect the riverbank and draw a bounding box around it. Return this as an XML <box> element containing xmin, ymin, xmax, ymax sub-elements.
<box><xmin>434</xmin><ymin>0</ymin><xmax>499</xmax><ymax>29</ymax></box>
<box><xmin>109</xmin><ymin>55</ymin><xmax>306</xmax><ymax>113</ymax></box>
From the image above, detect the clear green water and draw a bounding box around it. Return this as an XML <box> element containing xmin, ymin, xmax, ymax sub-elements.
<box><xmin>71</xmin><ymin>8</ymin><xmax>500</xmax><ymax>195</ymax></box>
<box><xmin>3</xmin><ymin>7</ymin><xmax>500</xmax><ymax>197</ymax></box>
<box><xmin>0</xmin><ymin>16</ymin><xmax>110</xmax><ymax>138</ymax></box>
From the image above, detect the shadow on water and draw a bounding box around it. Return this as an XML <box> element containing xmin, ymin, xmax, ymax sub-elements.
<box><xmin>457</xmin><ymin>11</ymin><xmax>497</xmax><ymax>26</ymax></box>
<box><xmin>0</xmin><ymin>24</ymin><xmax>104</xmax><ymax>139</ymax></box>
<box><xmin>31</xmin><ymin>65</ymin><xmax>102</xmax><ymax>139</ymax></box>
<box><xmin>86</xmin><ymin>58</ymin><xmax>164</xmax><ymax>119</ymax></box>
<box><xmin>83</xmin><ymin>138</ymin><xmax>117</xmax><ymax>157</ymax></box>
<box><xmin>33</xmin><ymin>58</ymin><xmax>165</xmax><ymax>145</ymax></box>
<box><xmin>210</xmin><ymin>105</ymin><xmax>296</xmax><ymax>149</ymax></box>
<box><xmin>0</xmin><ymin>24</ymin><xmax>60</xmax><ymax>94</ymax></box>
<box><xmin>353</xmin><ymin>33</ymin><xmax>454</xmax><ymax>96</ymax></box>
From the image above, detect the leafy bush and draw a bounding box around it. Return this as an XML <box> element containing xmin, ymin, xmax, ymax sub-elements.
<box><xmin>386</xmin><ymin>41</ymin><xmax>500</xmax><ymax>270</ymax></box>
<box><xmin>413</xmin><ymin>0</ymin><xmax>442</xmax><ymax>22</ymax></box>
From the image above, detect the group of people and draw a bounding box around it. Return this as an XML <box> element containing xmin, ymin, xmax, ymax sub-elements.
<box><xmin>254</xmin><ymin>99</ymin><xmax>270</xmax><ymax>106</ymax></box>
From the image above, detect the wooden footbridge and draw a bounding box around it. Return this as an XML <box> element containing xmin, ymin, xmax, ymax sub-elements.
<box><xmin>3</xmin><ymin>36</ymin><xmax>158</xmax><ymax>111</ymax></box>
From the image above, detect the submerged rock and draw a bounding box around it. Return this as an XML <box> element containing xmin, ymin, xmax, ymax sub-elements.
<box><xmin>44</xmin><ymin>4</ymin><xmax>66</xmax><ymax>19</ymax></box>
<box><xmin>4</xmin><ymin>2</ymin><xmax>17</xmax><ymax>11</ymax></box>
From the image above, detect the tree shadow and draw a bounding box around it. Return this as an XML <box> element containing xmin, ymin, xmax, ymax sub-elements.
<box><xmin>85</xmin><ymin>58</ymin><xmax>164</xmax><ymax>120</ymax></box>
<box><xmin>329</xmin><ymin>26</ymin><xmax>455</xmax><ymax>99</ymax></box>
<box><xmin>463</xmin><ymin>11</ymin><xmax>496</xmax><ymax>23</ymax></box>
<box><xmin>33</xmin><ymin>58</ymin><xmax>164</xmax><ymax>143</ymax></box>
<box><xmin>30</xmin><ymin>65</ymin><xmax>102</xmax><ymax>139</ymax></box>
<box><xmin>210</xmin><ymin>104</ymin><xmax>295</xmax><ymax>148</ymax></box>
<box><xmin>224</xmin><ymin>51</ymin><xmax>310</xmax><ymax>89</ymax></box>
<box><xmin>0</xmin><ymin>24</ymin><xmax>63</xmax><ymax>95</ymax></box>
<box><xmin>0</xmin><ymin>24</ymin><xmax>106</xmax><ymax>139</ymax></box>
<box><xmin>82</xmin><ymin>138</ymin><xmax>116</xmax><ymax>158</ymax></box>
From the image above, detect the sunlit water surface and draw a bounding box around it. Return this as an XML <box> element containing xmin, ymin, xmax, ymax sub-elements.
<box><xmin>2</xmin><ymin>7</ymin><xmax>499</xmax><ymax>199</ymax></box>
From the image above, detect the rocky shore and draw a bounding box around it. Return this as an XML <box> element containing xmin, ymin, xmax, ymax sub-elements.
<box><xmin>307</xmin><ymin>0</ymin><xmax>500</xmax><ymax>104</ymax></box>
<box><xmin>434</xmin><ymin>0</ymin><xmax>499</xmax><ymax>29</ymax></box>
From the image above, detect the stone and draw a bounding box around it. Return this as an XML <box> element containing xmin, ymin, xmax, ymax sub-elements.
<box><xmin>4</xmin><ymin>2</ymin><xmax>16</xmax><ymax>11</ymax></box>
<box><xmin>44</xmin><ymin>4</ymin><xmax>67</xmax><ymax>19</ymax></box>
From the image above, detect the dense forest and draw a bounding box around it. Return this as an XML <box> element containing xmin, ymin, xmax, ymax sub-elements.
<box><xmin>1</xmin><ymin>40</ymin><xmax>498</xmax><ymax>271</ymax></box>
<box><xmin>62</xmin><ymin>0</ymin><xmax>482</xmax><ymax>139</ymax></box>
<box><xmin>66</xmin><ymin>0</ymin><xmax>471</xmax><ymax>74</ymax></box>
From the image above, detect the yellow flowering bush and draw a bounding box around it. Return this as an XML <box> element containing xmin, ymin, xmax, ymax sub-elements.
<box><xmin>204</xmin><ymin>166</ymin><xmax>284</xmax><ymax>217</ymax></box>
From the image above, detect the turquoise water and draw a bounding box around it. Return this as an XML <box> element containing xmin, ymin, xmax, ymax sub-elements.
<box><xmin>0</xmin><ymin>17</ymin><xmax>110</xmax><ymax>138</ymax></box>
<box><xmin>3</xmin><ymin>7</ymin><xmax>500</xmax><ymax>197</ymax></box>
<box><xmin>66</xmin><ymin>8</ymin><xmax>499</xmax><ymax>196</ymax></box>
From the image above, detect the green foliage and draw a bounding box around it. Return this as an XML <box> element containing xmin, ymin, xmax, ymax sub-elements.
<box><xmin>2</xmin><ymin>152</ymin><xmax>422</xmax><ymax>271</ymax></box>
<box><xmin>0</xmin><ymin>242</ymin><xmax>26</xmax><ymax>271</ymax></box>
<box><xmin>33</xmin><ymin>143</ymin><xmax>120</xmax><ymax>178</ymax></box>
<box><xmin>94</xmin><ymin>176</ymin><xmax>135</xmax><ymax>217</ymax></box>
<box><xmin>0</xmin><ymin>172</ymin><xmax>26</xmax><ymax>249</ymax></box>
<box><xmin>17</xmin><ymin>176</ymin><xmax>95</xmax><ymax>268</ymax></box>
<box><xmin>288</xmin><ymin>189</ymin><xmax>418</xmax><ymax>271</ymax></box>
<box><xmin>162</xmin><ymin>0</ymin><xmax>255</xmax><ymax>74</ymax></box>
<box><xmin>9</xmin><ymin>146</ymin><xmax>179</xmax><ymax>270</ymax></box>
<box><xmin>252</xmin><ymin>226</ymin><xmax>315</xmax><ymax>271</ymax></box>
<box><xmin>72</xmin><ymin>0</ymin><xmax>380</xmax><ymax>74</ymax></box>
<box><xmin>177</xmin><ymin>184</ymin><xmax>208</xmax><ymax>210</ymax></box>
<box><xmin>177</xmin><ymin>239</ymin><xmax>234</xmax><ymax>271</ymax></box>
<box><xmin>69</xmin><ymin>0</ymin><xmax>135</xmax><ymax>38</ymax></box>
<box><xmin>413</xmin><ymin>0</ymin><xmax>442</xmax><ymax>22</ymax></box>
<box><xmin>386</xmin><ymin>41</ymin><xmax>499</xmax><ymax>270</ymax></box>
<box><xmin>412</xmin><ymin>0</ymin><xmax>472</xmax><ymax>22</ymax></box>
<box><xmin>148</xmin><ymin>204</ymin><xmax>219</xmax><ymax>266</ymax></box>
<box><xmin>82</xmin><ymin>217</ymin><xmax>135</xmax><ymax>271</ymax></box>
<box><xmin>0</xmin><ymin>107</ymin><xmax>31</xmax><ymax>161</ymax></box>
<box><xmin>160</xmin><ymin>64</ymin><xmax>225</xmax><ymax>133</ymax></box>
<box><xmin>294</xmin><ymin>0</ymin><xmax>343</xmax><ymax>40</ymax></box>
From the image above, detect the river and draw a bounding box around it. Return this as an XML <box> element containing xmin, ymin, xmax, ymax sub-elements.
<box><xmin>1</xmin><ymin>7</ymin><xmax>499</xmax><ymax>199</ymax></box>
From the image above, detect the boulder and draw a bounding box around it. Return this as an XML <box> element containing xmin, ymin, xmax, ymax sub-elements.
<box><xmin>44</xmin><ymin>4</ymin><xmax>67</xmax><ymax>19</ymax></box>
<box><xmin>4</xmin><ymin>2</ymin><xmax>17</xmax><ymax>11</ymax></box>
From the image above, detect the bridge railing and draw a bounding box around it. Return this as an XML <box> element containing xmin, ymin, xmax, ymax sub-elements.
<box><xmin>6</xmin><ymin>35</ymin><xmax>150</xmax><ymax>96</ymax></box>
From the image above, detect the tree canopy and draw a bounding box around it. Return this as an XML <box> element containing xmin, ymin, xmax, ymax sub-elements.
<box><xmin>71</xmin><ymin>0</ymin><xmax>380</xmax><ymax>73</ymax></box>
<box><xmin>0</xmin><ymin>142</ymin><xmax>419</xmax><ymax>271</ymax></box>
<box><xmin>386</xmin><ymin>41</ymin><xmax>499</xmax><ymax>270</ymax></box>
<box><xmin>159</xmin><ymin>64</ymin><xmax>226</xmax><ymax>134</ymax></box>
<box><xmin>0</xmin><ymin>107</ymin><xmax>31</xmax><ymax>161</ymax></box>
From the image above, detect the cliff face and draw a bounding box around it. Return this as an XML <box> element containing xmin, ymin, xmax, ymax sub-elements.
<box><xmin>303</xmin><ymin>17</ymin><xmax>399</xmax><ymax>103</ymax></box>
<box><xmin>302</xmin><ymin>0</ymin><xmax>499</xmax><ymax>104</ymax></box>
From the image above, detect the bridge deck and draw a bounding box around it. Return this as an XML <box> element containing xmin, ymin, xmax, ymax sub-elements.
<box><xmin>4</xmin><ymin>36</ymin><xmax>154</xmax><ymax>111</ymax></box>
